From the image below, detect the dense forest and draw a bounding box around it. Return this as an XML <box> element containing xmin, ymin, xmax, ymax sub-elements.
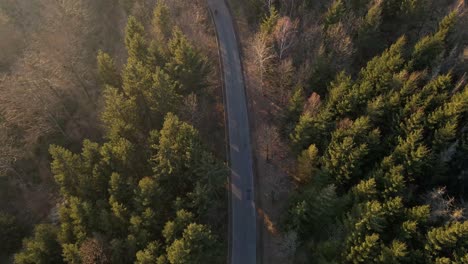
<box><xmin>1</xmin><ymin>0</ymin><xmax>226</xmax><ymax>263</ymax></box>
<box><xmin>234</xmin><ymin>0</ymin><xmax>468</xmax><ymax>263</ymax></box>
<box><xmin>2</xmin><ymin>0</ymin><xmax>468</xmax><ymax>263</ymax></box>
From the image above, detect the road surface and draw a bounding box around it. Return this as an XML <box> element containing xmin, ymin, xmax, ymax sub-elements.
<box><xmin>206</xmin><ymin>1</ymin><xmax>257</xmax><ymax>263</ymax></box>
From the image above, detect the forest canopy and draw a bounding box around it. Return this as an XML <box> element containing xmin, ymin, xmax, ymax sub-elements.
<box><xmin>4</xmin><ymin>0</ymin><xmax>227</xmax><ymax>263</ymax></box>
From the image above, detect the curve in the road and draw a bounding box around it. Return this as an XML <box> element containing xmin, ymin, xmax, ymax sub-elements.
<box><xmin>206</xmin><ymin>1</ymin><xmax>257</xmax><ymax>264</ymax></box>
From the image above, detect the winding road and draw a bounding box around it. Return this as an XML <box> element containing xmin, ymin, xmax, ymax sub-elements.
<box><xmin>206</xmin><ymin>1</ymin><xmax>257</xmax><ymax>263</ymax></box>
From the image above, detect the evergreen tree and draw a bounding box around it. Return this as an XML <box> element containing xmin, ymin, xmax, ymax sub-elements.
<box><xmin>14</xmin><ymin>224</ymin><xmax>64</xmax><ymax>264</ymax></box>
<box><xmin>259</xmin><ymin>6</ymin><xmax>279</xmax><ymax>36</ymax></box>
<box><xmin>0</xmin><ymin>212</ymin><xmax>24</xmax><ymax>254</ymax></box>
<box><xmin>166</xmin><ymin>223</ymin><xmax>221</xmax><ymax>264</ymax></box>
<box><xmin>125</xmin><ymin>16</ymin><xmax>149</xmax><ymax>63</ymax></box>
<box><xmin>296</xmin><ymin>144</ymin><xmax>319</xmax><ymax>184</ymax></box>
<box><xmin>355</xmin><ymin>0</ymin><xmax>383</xmax><ymax>64</ymax></box>
<box><xmin>407</xmin><ymin>12</ymin><xmax>457</xmax><ymax>71</ymax></box>
<box><xmin>323</xmin><ymin>0</ymin><xmax>346</xmax><ymax>30</ymax></box>
<box><xmin>152</xmin><ymin>1</ymin><xmax>173</xmax><ymax>42</ymax></box>
<box><xmin>281</xmin><ymin>86</ymin><xmax>306</xmax><ymax>138</ymax></box>
<box><xmin>345</xmin><ymin>233</ymin><xmax>382</xmax><ymax>264</ymax></box>
<box><xmin>135</xmin><ymin>241</ymin><xmax>162</xmax><ymax>264</ymax></box>
<box><xmin>97</xmin><ymin>50</ymin><xmax>121</xmax><ymax>88</ymax></box>
<box><xmin>162</xmin><ymin>210</ymin><xmax>194</xmax><ymax>244</ymax></box>
<box><xmin>166</xmin><ymin>28</ymin><xmax>210</xmax><ymax>95</ymax></box>
<box><xmin>426</xmin><ymin>221</ymin><xmax>468</xmax><ymax>262</ymax></box>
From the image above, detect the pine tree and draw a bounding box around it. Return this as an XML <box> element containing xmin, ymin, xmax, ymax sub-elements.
<box><xmin>259</xmin><ymin>6</ymin><xmax>279</xmax><ymax>36</ymax></box>
<box><xmin>323</xmin><ymin>0</ymin><xmax>346</xmax><ymax>30</ymax></box>
<box><xmin>14</xmin><ymin>224</ymin><xmax>64</xmax><ymax>264</ymax></box>
<box><xmin>391</xmin><ymin>129</ymin><xmax>430</xmax><ymax>180</ymax></box>
<box><xmin>287</xmin><ymin>185</ymin><xmax>338</xmax><ymax>237</ymax></box>
<box><xmin>50</xmin><ymin>145</ymin><xmax>82</xmax><ymax>198</ymax></box>
<box><xmin>101</xmin><ymin>86</ymin><xmax>140</xmax><ymax>142</ymax></box>
<box><xmin>125</xmin><ymin>16</ymin><xmax>149</xmax><ymax>63</ymax></box>
<box><xmin>407</xmin><ymin>12</ymin><xmax>457</xmax><ymax>72</ymax></box>
<box><xmin>322</xmin><ymin>116</ymin><xmax>380</xmax><ymax>188</ymax></box>
<box><xmin>290</xmin><ymin>111</ymin><xmax>333</xmax><ymax>153</ymax></box>
<box><xmin>135</xmin><ymin>241</ymin><xmax>162</xmax><ymax>264</ymax></box>
<box><xmin>162</xmin><ymin>210</ymin><xmax>195</xmax><ymax>244</ymax></box>
<box><xmin>345</xmin><ymin>233</ymin><xmax>382</xmax><ymax>264</ymax></box>
<box><xmin>325</xmin><ymin>71</ymin><xmax>354</xmax><ymax>118</ymax></box>
<box><xmin>296</xmin><ymin>144</ymin><xmax>319</xmax><ymax>184</ymax></box>
<box><xmin>281</xmin><ymin>86</ymin><xmax>305</xmax><ymax>138</ymax></box>
<box><xmin>166</xmin><ymin>28</ymin><xmax>210</xmax><ymax>95</ymax></box>
<box><xmin>152</xmin><ymin>1</ymin><xmax>172</xmax><ymax>42</ymax></box>
<box><xmin>353</xmin><ymin>37</ymin><xmax>406</xmax><ymax>112</ymax></box>
<box><xmin>355</xmin><ymin>0</ymin><xmax>383</xmax><ymax>63</ymax></box>
<box><xmin>426</xmin><ymin>221</ymin><xmax>468</xmax><ymax>257</ymax></box>
<box><xmin>352</xmin><ymin>177</ymin><xmax>378</xmax><ymax>202</ymax></box>
<box><xmin>378</xmin><ymin>240</ymin><xmax>407</xmax><ymax>263</ymax></box>
<box><xmin>166</xmin><ymin>223</ymin><xmax>221</xmax><ymax>264</ymax></box>
<box><xmin>97</xmin><ymin>50</ymin><xmax>121</xmax><ymax>88</ymax></box>
<box><xmin>0</xmin><ymin>212</ymin><xmax>24</xmax><ymax>254</ymax></box>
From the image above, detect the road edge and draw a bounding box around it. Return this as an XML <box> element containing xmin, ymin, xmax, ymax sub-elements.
<box><xmin>223</xmin><ymin>1</ymin><xmax>263</xmax><ymax>264</ymax></box>
<box><xmin>205</xmin><ymin>4</ymin><xmax>232</xmax><ymax>264</ymax></box>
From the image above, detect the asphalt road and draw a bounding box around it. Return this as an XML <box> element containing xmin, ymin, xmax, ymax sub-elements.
<box><xmin>206</xmin><ymin>1</ymin><xmax>257</xmax><ymax>263</ymax></box>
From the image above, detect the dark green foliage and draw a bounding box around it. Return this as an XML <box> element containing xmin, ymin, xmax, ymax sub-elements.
<box><xmin>125</xmin><ymin>16</ymin><xmax>149</xmax><ymax>63</ymax></box>
<box><xmin>135</xmin><ymin>241</ymin><xmax>162</xmax><ymax>264</ymax></box>
<box><xmin>286</xmin><ymin>184</ymin><xmax>340</xmax><ymax>239</ymax></box>
<box><xmin>281</xmin><ymin>86</ymin><xmax>306</xmax><ymax>138</ymax></box>
<box><xmin>323</xmin><ymin>0</ymin><xmax>346</xmax><ymax>29</ymax></box>
<box><xmin>152</xmin><ymin>1</ymin><xmax>173</xmax><ymax>42</ymax></box>
<box><xmin>296</xmin><ymin>144</ymin><xmax>319</xmax><ymax>184</ymax></box>
<box><xmin>426</xmin><ymin>221</ymin><xmax>468</xmax><ymax>262</ymax></box>
<box><xmin>322</xmin><ymin>116</ymin><xmax>380</xmax><ymax>188</ymax></box>
<box><xmin>0</xmin><ymin>212</ymin><xmax>24</xmax><ymax>254</ymax></box>
<box><xmin>97</xmin><ymin>50</ymin><xmax>122</xmax><ymax>88</ymax></box>
<box><xmin>408</xmin><ymin>12</ymin><xmax>458</xmax><ymax>71</ymax></box>
<box><xmin>355</xmin><ymin>0</ymin><xmax>383</xmax><ymax>64</ymax></box>
<box><xmin>260</xmin><ymin>6</ymin><xmax>279</xmax><ymax>35</ymax></box>
<box><xmin>166</xmin><ymin>223</ymin><xmax>222</xmax><ymax>264</ymax></box>
<box><xmin>14</xmin><ymin>224</ymin><xmax>63</xmax><ymax>264</ymax></box>
<box><xmin>166</xmin><ymin>29</ymin><xmax>210</xmax><ymax>95</ymax></box>
<box><xmin>287</xmin><ymin>11</ymin><xmax>468</xmax><ymax>262</ymax></box>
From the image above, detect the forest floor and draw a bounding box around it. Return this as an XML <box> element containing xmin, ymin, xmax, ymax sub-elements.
<box><xmin>227</xmin><ymin>1</ymin><xmax>296</xmax><ymax>263</ymax></box>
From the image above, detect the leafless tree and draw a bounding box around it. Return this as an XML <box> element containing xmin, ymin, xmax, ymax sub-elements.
<box><xmin>304</xmin><ymin>92</ymin><xmax>322</xmax><ymax>116</ymax></box>
<box><xmin>0</xmin><ymin>126</ymin><xmax>20</xmax><ymax>177</ymax></box>
<box><xmin>253</xmin><ymin>33</ymin><xmax>276</xmax><ymax>95</ymax></box>
<box><xmin>182</xmin><ymin>93</ymin><xmax>200</xmax><ymax>125</ymax></box>
<box><xmin>274</xmin><ymin>16</ymin><xmax>298</xmax><ymax>60</ymax></box>
<box><xmin>275</xmin><ymin>58</ymin><xmax>294</xmax><ymax>104</ymax></box>
<box><xmin>425</xmin><ymin>187</ymin><xmax>466</xmax><ymax>222</ymax></box>
<box><xmin>324</xmin><ymin>22</ymin><xmax>354</xmax><ymax>70</ymax></box>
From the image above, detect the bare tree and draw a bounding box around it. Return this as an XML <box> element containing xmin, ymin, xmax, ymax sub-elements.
<box><xmin>276</xmin><ymin>58</ymin><xmax>294</xmax><ymax>104</ymax></box>
<box><xmin>324</xmin><ymin>22</ymin><xmax>354</xmax><ymax>70</ymax></box>
<box><xmin>0</xmin><ymin>126</ymin><xmax>20</xmax><ymax>177</ymax></box>
<box><xmin>274</xmin><ymin>16</ymin><xmax>298</xmax><ymax>60</ymax></box>
<box><xmin>182</xmin><ymin>93</ymin><xmax>200</xmax><ymax>125</ymax></box>
<box><xmin>304</xmin><ymin>92</ymin><xmax>322</xmax><ymax>116</ymax></box>
<box><xmin>253</xmin><ymin>33</ymin><xmax>276</xmax><ymax>95</ymax></box>
<box><xmin>425</xmin><ymin>187</ymin><xmax>466</xmax><ymax>222</ymax></box>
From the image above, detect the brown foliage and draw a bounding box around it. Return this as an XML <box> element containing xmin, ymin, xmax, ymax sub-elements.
<box><xmin>79</xmin><ymin>237</ymin><xmax>110</xmax><ymax>264</ymax></box>
<box><xmin>274</xmin><ymin>16</ymin><xmax>298</xmax><ymax>60</ymax></box>
<box><xmin>304</xmin><ymin>92</ymin><xmax>322</xmax><ymax>116</ymax></box>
